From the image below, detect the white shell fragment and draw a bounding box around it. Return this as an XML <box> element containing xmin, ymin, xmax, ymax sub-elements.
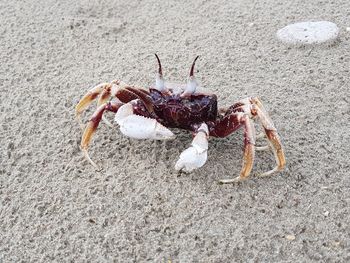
<box><xmin>277</xmin><ymin>21</ymin><xmax>339</xmax><ymax>45</ymax></box>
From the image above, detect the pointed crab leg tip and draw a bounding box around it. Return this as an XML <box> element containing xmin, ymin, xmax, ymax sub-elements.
<box><xmin>256</xmin><ymin>145</ymin><xmax>270</xmax><ymax>151</ymax></box>
<box><xmin>102</xmin><ymin>116</ymin><xmax>113</xmax><ymax>128</ymax></box>
<box><xmin>76</xmin><ymin>115</ymin><xmax>85</xmax><ymax>131</ymax></box>
<box><xmin>82</xmin><ymin>148</ymin><xmax>100</xmax><ymax>170</ymax></box>
<box><xmin>218</xmin><ymin>177</ymin><xmax>245</xmax><ymax>184</ymax></box>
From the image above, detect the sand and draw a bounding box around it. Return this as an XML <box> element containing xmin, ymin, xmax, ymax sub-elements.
<box><xmin>1</xmin><ymin>0</ymin><xmax>349</xmax><ymax>262</ymax></box>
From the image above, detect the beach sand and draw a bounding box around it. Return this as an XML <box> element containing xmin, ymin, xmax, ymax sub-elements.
<box><xmin>1</xmin><ymin>0</ymin><xmax>349</xmax><ymax>261</ymax></box>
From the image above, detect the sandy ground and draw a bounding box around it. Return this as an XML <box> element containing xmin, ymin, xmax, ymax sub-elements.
<box><xmin>1</xmin><ymin>0</ymin><xmax>350</xmax><ymax>262</ymax></box>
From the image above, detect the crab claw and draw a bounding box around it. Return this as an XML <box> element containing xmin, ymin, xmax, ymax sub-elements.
<box><xmin>115</xmin><ymin>103</ymin><xmax>174</xmax><ymax>140</ymax></box>
<box><xmin>175</xmin><ymin>123</ymin><xmax>209</xmax><ymax>172</ymax></box>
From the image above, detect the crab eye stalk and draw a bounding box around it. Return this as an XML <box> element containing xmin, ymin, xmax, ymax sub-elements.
<box><xmin>189</xmin><ymin>55</ymin><xmax>199</xmax><ymax>77</ymax></box>
<box><xmin>154</xmin><ymin>53</ymin><xmax>165</xmax><ymax>91</ymax></box>
<box><xmin>183</xmin><ymin>55</ymin><xmax>199</xmax><ymax>96</ymax></box>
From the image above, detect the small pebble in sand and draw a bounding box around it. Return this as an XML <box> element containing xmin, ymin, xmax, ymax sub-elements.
<box><xmin>324</xmin><ymin>211</ymin><xmax>330</xmax><ymax>217</ymax></box>
<box><xmin>277</xmin><ymin>21</ymin><xmax>339</xmax><ymax>45</ymax></box>
<box><xmin>285</xmin><ymin>234</ymin><xmax>296</xmax><ymax>241</ymax></box>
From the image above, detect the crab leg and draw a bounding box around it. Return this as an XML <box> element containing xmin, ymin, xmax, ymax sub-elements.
<box><xmin>96</xmin><ymin>80</ymin><xmax>122</xmax><ymax>127</ymax></box>
<box><xmin>175</xmin><ymin>123</ymin><xmax>209</xmax><ymax>172</ymax></box>
<box><xmin>76</xmin><ymin>80</ymin><xmax>153</xmax><ymax>128</ymax></box>
<box><xmin>256</xmin><ymin>132</ymin><xmax>266</xmax><ymax>140</ymax></box>
<box><xmin>76</xmin><ymin>80</ymin><xmax>125</xmax><ymax>129</ymax></box>
<box><xmin>256</xmin><ymin>145</ymin><xmax>270</xmax><ymax>151</ymax></box>
<box><xmin>219</xmin><ymin>114</ymin><xmax>256</xmax><ymax>184</ymax></box>
<box><xmin>251</xmin><ymin>97</ymin><xmax>286</xmax><ymax>177</ymax></box>
<box><xmin>255</xmin><ymin>133</ymin><xmax>270</xmax><ymax>150</ymax></box>
<box><xmin>81</xmin><ymin>101</ymin><xmax>123</xmax><ymax>168</ymax></box>
<box><xmin>75</xmin><ymin>83</ymin><xmax>112</xmax><ymax>129</ymax></box>
<box><xmin>260</xmin><ymin>129</ymin><xmax>285</xmax><ymax>177</ymax></box>
<box><xmin>99</xmin><ymin>85</ymin><xmax>153</xmax><ymax>127</ymax></box>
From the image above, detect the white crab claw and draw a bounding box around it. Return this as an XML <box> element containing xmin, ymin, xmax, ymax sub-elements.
<box><xmin>119</xmin><ymin>115</ymin><xmax>174</xmax><ymax>140</ymax></box>
<box><xmin>114</xmin><ymin>103</ymin><xmax>134</xmax><ymax>123</ymax></box>
<box><xmin>175</xmin><ymin>124</ymin><xmax>208</xmax><ymax>172</ymax></box>
<box><xmin>114</xmin><ymin>104</ymin><xmax>174</xmax><ymax>140</ymax></box>
<box><xmin>175</xmin><ymin>146</ymin><xmax>207</xmax><ymax>172</ymax></box>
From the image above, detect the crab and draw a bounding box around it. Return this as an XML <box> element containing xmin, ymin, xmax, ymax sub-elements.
<box><xmin>75</xmin><ymin>55</ymin><xmax>285</xmax><ymax>183</ymax></box>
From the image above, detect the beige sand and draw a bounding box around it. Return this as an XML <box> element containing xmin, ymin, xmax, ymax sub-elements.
<box><xmin>1</xmin><ymin>0</ymin><xmax>349</xmax><ymax>261</ymax></box>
